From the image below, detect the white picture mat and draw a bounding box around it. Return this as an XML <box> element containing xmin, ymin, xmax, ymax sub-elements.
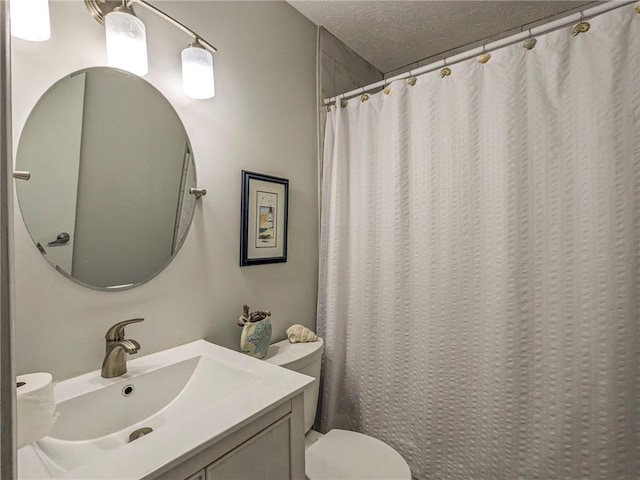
<box><xmin>246</xmin><ymin>178</ymin><xmax>286</xmax><ymax>260</ymax></box>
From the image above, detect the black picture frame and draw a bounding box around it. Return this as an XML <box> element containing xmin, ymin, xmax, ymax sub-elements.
<box><xmin>240</xmin><ymin>170</ymin><xmax>289</xmax><ymax>266</ymax></box>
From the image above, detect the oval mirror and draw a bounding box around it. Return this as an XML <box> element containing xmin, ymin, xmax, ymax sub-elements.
<box><xmin>15</xmin><ymin>67</ymin><xmax>197</xmax><ymax>290</ymax></box>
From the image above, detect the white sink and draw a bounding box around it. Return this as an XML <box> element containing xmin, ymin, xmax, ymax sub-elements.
<box><xmin>18</xmin><ymin>340</ymin><xmax>313</xmax><ymax>479</ymax></box>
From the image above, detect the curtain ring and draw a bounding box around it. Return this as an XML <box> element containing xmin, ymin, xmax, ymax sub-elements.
<box><xmin>478</xmin><ymin>44</ymin><xmax>491</xmax><ymax>64</ymax></box>
<box><xmin>572</xmin><ymin>10</ymin><xmax>590</xmax><ymax>36</ymax></box>
<box><xmin>383</xmin><ymin>78</ymin><xmax>391</xmax><ymax>95</ymax></box>
<box><xmin>523</xmin><ymin>29</ymin><xmax>537</xmax><ymax>50</ymax></box>
<box><xmin>407</xmin><ymin>70</ymin><xmax>417</xmax><ymax>86</ymax></box>
<box><xmin>440</xmin><ymin>59</ymin><xmax>451</xmax><ymax>78</ymax></box>
<box><xmin>360</xmin><ymin>87</ymin><xmax>369</xmax><ymax>102</ymax></box>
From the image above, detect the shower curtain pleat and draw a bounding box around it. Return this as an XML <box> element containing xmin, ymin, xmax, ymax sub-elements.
<box><xmin>318</xmin><ymin>6</ymin><xmax>639</xmax><ymax>480</ymax></box>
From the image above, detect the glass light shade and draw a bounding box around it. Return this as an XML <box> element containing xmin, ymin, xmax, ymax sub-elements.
<box><xmin>9</xmin><ymin>0</ymin><xmax>50</xmax><ymax>41</ymax></box>
<box><xmin>105</xmin><ymin>11</ymin><xmax>148</xmax><ymax>76</ymax></box>
<box><xmin>182</xmin><ymin>45</ymin><xmax>215</xmax><ymax>99</ymax></box>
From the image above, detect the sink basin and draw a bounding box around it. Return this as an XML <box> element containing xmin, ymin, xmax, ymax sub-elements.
<box><xmin>34</xmin><ymin>355</ymin><xmax>259</xmax><ymax>474</ymax></box>
<box><xmin>18</xmin><ymin>340</ymin><xmax>313</xmax><ymax>479</ymax></box>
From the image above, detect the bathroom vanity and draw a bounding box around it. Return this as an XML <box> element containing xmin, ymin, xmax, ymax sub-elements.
<box><xmin>17</xmin><ymin>340</ymin><xmax>312</xmax><ymax>479</ymax></box>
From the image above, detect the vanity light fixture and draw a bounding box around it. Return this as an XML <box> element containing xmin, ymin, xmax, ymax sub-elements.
<box><xmin>182</xmin><ymin>39</ymin><xmax>215</xmax><ymax>99</ymax></box>
<box><xmin>85</xmin><ymin>0</ymin><xmax>217</xmax><ymax>99</ymax></box>
<box><xmin>105</xmin><ymin>3</ymin><xmax>148</xmax><ymax>76</ymax></box>
<box><xmin>9</xmin><ymin>0</ymin><xmax>51</xmax><ymax>42</ymax></box>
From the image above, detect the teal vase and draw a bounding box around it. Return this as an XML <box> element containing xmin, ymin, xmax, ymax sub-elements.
<box><xmin>240</xmin><ymin>318</ymin><xmax>272</xmax><ymax>359</ymax></box>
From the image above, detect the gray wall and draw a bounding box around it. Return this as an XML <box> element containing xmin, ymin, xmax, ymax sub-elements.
<box><xmin>320</xmin><ymin>28</ymin><xmax>382</xmax><ymax>100</ymax></box>
<box><xmin>318</xmin><ymin>28</ymin><xmax>382</xmax><ymax>182</ymax></box>
<box><xmin>11</xmin><ymin>1</ymin><xmax>318</xmax><ymax>380</ymax></box>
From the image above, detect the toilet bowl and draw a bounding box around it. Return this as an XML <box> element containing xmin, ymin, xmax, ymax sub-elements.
<box><xmin>264</xmin><ymin>338</ymin><xmax>411</xmax><ymax>480</ymax></box>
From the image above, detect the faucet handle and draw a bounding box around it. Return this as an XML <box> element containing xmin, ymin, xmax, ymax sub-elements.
<box><xmin>105</xmin><ymin>318</ymin><xmax>144</xmax><ymax>342</ymax></box>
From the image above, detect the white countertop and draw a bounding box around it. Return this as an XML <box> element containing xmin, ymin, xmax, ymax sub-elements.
<box><xmin>18</xmin><ymin>339</ymin><xmax>313</xmax><ymax>479</ymax></box>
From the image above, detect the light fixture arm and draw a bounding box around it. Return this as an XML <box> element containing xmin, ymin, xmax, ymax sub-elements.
<box><xmin>85</xmin><ymin>0</ymin><xmax>216</xmax><ymax>98</ymax></box>
<box><xmin>130</xmin><ymin>0</ymin><xmax>217</xmax><ymax>53</ymax></box>
<box><xmin>84</xmin><ymin>0</ymin><xmax>217</xmax><ymax>54</ymax></box>
<box><xmin>115</xmin><ymin>0</ymin><xmax>134</xmax><ymax>15</ymax></box>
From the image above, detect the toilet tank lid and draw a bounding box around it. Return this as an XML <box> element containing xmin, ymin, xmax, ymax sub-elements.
<box><xmin>264</xmin><ymin>337</ymin><xmax>324</xmax><ymax>368</ymax></box>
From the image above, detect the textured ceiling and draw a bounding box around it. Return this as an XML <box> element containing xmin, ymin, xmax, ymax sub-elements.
<box><xmin>288</xmin><ymin>1</ymin><xmax>596</xmax><ymax>73</ymax></box>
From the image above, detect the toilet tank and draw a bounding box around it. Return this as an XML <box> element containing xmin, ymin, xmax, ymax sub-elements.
<box><xmin>264</xmin><ymin>337</ymin><xmax>324</xmax><ymax>433</ymax></box>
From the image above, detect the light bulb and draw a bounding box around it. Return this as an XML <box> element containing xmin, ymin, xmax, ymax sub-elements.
<box><xmin>105</xmin><ymin>9</ymin><xmax>148</xmax><ymax>76</ymax></box>
<box><xmin>10</xmin><ymin>0</ymin><xmax>50</xmax><ymax>42</ymax></box>
<box><xmin>182</xmin><ymin>43</ymin><xmax>215</xmax><ymax>99</ymax></box>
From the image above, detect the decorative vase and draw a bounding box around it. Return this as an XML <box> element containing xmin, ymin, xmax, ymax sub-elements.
<box><xmin>240</xmin><ymin>318</ymin><xmax>272</xmax><ymax>359</ymax></box>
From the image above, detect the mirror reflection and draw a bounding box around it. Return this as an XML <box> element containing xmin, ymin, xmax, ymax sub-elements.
<box><xmin>16</xmin><ymin>67</ymin><xmax>197</xmax><ymax>290</ymax></box>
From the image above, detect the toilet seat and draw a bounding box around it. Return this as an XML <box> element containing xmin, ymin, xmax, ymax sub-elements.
<box><xmin>305</xmin><ymin>429</ymin><xmax>411</xmax><ymax>480</ymax></box>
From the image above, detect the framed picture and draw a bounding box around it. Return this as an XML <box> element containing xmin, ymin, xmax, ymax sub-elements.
<box><xmin>240</xmin><ymin>170</ymin><xmax>289</xmax><ymax>266</ymax></box>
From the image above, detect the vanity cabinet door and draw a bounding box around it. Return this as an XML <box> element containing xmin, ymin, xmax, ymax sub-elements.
<box><xmin>205</xmin><ymin>416</ymin><xmax>291</xmax><ymax>480</ymax></box>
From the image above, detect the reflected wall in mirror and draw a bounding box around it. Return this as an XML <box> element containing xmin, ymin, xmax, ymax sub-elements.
<box><xmin>16</xmin><ymin>67</ymin><xmax>197</xmax><ymax>290</ymax></box>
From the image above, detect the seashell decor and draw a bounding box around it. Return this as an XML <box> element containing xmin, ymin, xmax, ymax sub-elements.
<box><xmin>237</xmin><ymin>304</ymin><xmax>271</xmax><ymax>327</ymax></box>
<box><xmin>286</xmin><ymin>324</ymin><xmax>319</xmax><ymax>343</ymax></box>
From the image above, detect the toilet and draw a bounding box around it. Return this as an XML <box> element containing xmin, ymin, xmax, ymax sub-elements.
<box><xmin>264</xmin><ymin>337</ymin><xmax>411</xmax><ymax>480</ymax></box>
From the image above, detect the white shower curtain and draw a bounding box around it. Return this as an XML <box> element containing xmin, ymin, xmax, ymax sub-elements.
<box><xmin>318</xmin><ymin>6</ymin><xmax>639</xmax><ymax>480</ymax></box>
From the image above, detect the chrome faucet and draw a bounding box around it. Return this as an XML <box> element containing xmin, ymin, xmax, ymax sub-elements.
<box><xmin>101</xmin><ymin>318</ymin><xmax>144</xmax><ymax>378</ymax></box>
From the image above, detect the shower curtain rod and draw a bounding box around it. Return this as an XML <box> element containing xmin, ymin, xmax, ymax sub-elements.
<box><xmin>324</xmin><ymin>0</ymin><xmax>638</xmax><ymax>105</ymax></box>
